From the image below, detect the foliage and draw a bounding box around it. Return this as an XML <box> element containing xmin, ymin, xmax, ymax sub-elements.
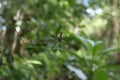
<box><xmin>0</xmin><ymin>0</ymin><xmax>120</xmax><ymax>80</ymax></box>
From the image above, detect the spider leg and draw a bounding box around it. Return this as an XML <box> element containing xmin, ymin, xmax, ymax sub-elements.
<box><xmin>52</xmin><ymin>40</ymin><xmax>59</xmax><ymax>48</ymax></box>
<box><xmin>59</xmin><ymin>39</ymin><xmax>67</xmax><ymax>51</ymax></box>
<box><xmin>59</xmin><ymin>40</ymin><xmax>62</xmax><ymax>52</ymax></box>
<box><xmin>60</xmin><ymin>39</ymin><xmax>65</xmax><ymax>45</ymax></box>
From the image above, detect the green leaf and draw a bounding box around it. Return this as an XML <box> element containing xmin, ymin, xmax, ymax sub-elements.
<box><xmin>75</xmin><ymin>35</ymin><xmax>104</xmax><ymax>56</ymax></box>
<box><xmin>93</xmin><ymin>69</ymin><xmax>108</xmax><ymax>80</ymax></box>
<box><xmin>100</xmin><ymin>47</ymin><xmax>120</xmax><ymax>55</ymax></box>
<box><xmin>99</xmin><ymin>65</ymin><xmax>120</xmax><ymax>69</ymax></box>
<box><xmin>92</xmin><ymin>41</ymin><xmax>103</xmax><ymax>55</ymax></box>
<box><xmin>26</xmin><ymin>60</ymin><xmax>42</xmax><ymax>65</ymax></box>
<box><xmin>75</xmin><ymin>35</ymin><xmax>92</xmax><ymax>51</ymax></box>
<box><xmin>86</xmin><ymin>39</ymin><xmax>95</xmax><ymax>53</ymax></box>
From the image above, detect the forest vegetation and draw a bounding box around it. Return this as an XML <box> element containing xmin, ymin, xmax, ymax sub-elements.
<box><xmin>0</xmin><ymin>0</ymin><xmax>120</xmax><ymax>80</ymax></box>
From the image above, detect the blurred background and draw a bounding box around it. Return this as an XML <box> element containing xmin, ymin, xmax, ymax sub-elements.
<box><xmin>0</xmin><ymin>0</ymin><xmax>120</xmax><ymax>80</ymax></box>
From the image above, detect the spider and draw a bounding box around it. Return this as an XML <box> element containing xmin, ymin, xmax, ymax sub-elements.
<box><xmin>52</xmin><ymin>32</ymin><xmax>65</xmax><ymax>51</ymax></box>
